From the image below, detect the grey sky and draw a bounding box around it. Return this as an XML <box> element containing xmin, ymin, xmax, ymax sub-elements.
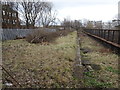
<box><xmin>49</xmin><ymin>0</ymin><xmax>120</xmax><ymax>22</ymax></box>
<box><xmin>3</xmin><ymin>0</ymin><xmax>119</xmax><ymax>22</ymax></box>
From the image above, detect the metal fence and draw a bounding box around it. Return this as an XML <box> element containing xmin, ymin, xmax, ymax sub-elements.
<box><xmin>0</xmin><ymin>28</ymin><xmax>56</xmax><ymax>41</ymax></box>
<box><xmin>84</xmin><ymin>29</ymin><xmax>120</xmax><ymax>48</ymax></box>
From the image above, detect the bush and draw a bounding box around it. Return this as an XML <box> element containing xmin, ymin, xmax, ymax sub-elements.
<box><xmin>26</xmin><ymin>29</ymin><xmax>74</xmax><ymax>44</ymax></box>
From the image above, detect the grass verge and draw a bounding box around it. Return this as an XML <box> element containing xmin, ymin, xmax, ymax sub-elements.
<box><xmin>79</xmin><ymin>31</ymin><xmax>119</xmax><ymax>88</ymax></box>
<box><xmin>2</xmin><ymin>31</ymin><xmax>78</xmax><ymax>88</ymax></box>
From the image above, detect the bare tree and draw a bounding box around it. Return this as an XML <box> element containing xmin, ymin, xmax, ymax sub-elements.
<box><xmin>37</xmin><ymin>2</ymin><xmax>57</xmax><ymax>27</ymax></box>
<box><xmin>61</xmin><ymin>18</ymin><xmax>72</xmax><ymax>29</ymax></box>
<box><xmin>8</xmin><ymin>1</ymin><xmax>56</xmax><ymax>28</ymax></box>
<box><xmin>61</xmin><ymin>18</ymin><xmax>82</xmax><ymax>30</ymax></box>
<box><xmin>15</xmin><ymin>0</ymin><xmax>44</xmax><ymax>28</ymax></box>
<box><xmin>72</xmin><ymin>20</ymin><xmax>82</xmax><ymax>30</ymax></box>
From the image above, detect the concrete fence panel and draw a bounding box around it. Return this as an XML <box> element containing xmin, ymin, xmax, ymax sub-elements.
<box><xmin>1</xmin><ymin>28</ymin><xmax>56</xmax><ymax>41</ymax></box>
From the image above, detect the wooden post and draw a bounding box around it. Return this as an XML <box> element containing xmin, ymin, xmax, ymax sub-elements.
<box><xmin>118</xmin><ymin>31</ymin><xmax>120</xmax><ymax>44</ymax></box>
<box><xmin>103</xmin><ymin>30</ymin><xmax>105</xmax><ymax>39</ymax></box>
<box><xmin>107</xmin><ymin>30</ymin><xmax>110</xmax><ymax>41</ymax></box>
<box><xmin>99</xmin><ymin>29</ymin><xmax>100</xmax><ymax>37</ymax></box>
<box><xmin>100</xmin><ymin>30</ymin><xmax>102</xmax><ymax>38</ymax></box>
<box><xmin>112</xmin><ymin>31</ymin><xmax>115</xmax><ymax>42</ymax></box>
<box><xmin>102</xmin><ymin>29</ymin><xmax>104</xmax><ymax>38</ymax></box>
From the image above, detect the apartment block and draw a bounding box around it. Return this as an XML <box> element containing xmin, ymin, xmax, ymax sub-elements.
<box><xmin>2</xmin><ymin>4</ymin><xmax>20</xmax><ymax>29</ymax></box>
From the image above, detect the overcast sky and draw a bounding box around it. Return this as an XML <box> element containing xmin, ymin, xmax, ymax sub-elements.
<box><xmin>48</xmin><ymin>0</ymin><xmax>119</xmax><ymax>22</ymax></box>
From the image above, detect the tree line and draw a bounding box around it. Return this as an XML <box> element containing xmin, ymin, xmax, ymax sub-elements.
<box><xmin>2</xmin><ymin>1</ymin><xmax>117</xmax><ymax>30</ymax></box>
<box><xmin>2</xmin><ymin>0</ymin><xmax>57</xmax><ymax>28</ymax></box>
<box><xmin>61</xmin><ymin>18</ymin><xmax>116</xmax><ymax>30</ymax></box>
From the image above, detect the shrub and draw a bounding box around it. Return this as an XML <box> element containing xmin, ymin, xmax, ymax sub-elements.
<box><xmin>26</xmin><ymin>29</ymin><xmax>74</xmax><ymax>44</ymax></box>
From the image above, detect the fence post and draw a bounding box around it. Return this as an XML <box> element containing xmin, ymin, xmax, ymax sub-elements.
<box><xmin>112</xmin><ymin>31</ymin><xmax>115</xmax><ymax>42</ymax></box>
<box><xmin>98</xmin><ymin>29</ymin><xmax>100</xmax><ymax>37</ymax></box>
<box><xmin>101</xmin><ymin>29</ymin><xmax>104</xmax><ymax>38</ymax></box>
<box><xmin>107</xmin><ymin>30</ymin><xmax>110</xmax><ymax>41</ymax></box>
<box><xmin>104</xmin><ymin>30</ymin><xmax>106</xmax><ymax>39</ymax></box>
<box><xmin>103</xmin><ymin>30</ymin><xmax>105</xmax><ymax>39</ymax></box>
<box><xmin>118</xmin><ymin>31</ymin><xmax>120</xmax><ymax>44</ymax></box>
<box><xmin>100</xmin><ymin>30</ymin><xmax>102</xmax><ymax>38</ymax></box>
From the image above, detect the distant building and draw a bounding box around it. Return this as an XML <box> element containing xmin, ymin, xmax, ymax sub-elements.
<box><xmin>112</xmin><ymin>1</ymin><xmax>120</xmax><ymax>29</ymax></box>
<box><xmin>94</xmin><ymin>21</ymin><xmax>103</xmax><ymax>29</ymax></box>
<box><xmin>2</xmin><ymin>4</ymin><xmax>20</xmax><ymax>29</ymax></box>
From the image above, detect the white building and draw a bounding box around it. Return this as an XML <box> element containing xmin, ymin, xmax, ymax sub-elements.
<box><xmin>112</xmin><ymin>1</ymin><xmax>120</xmax><ymax>29</ymax></box>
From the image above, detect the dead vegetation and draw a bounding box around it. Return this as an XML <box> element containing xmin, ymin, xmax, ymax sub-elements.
<box><xmin>2</xmin><ymin>31</ymin><xmax>79</xmax><ymax>88</ymax></box>
<box><xmin>26</xmin><ymin>29</ymin><xmax>73</xmax><ymax>44</ymax></box>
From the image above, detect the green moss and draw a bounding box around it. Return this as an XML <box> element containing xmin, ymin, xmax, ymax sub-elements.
<box><xmin>84</xmin><ymin>71</ymin><xmax>113</xmax><ymax>88</ymax></box>
<box><xmin>80</xmin><ymin>32</ymin><xmax>119</xmax><ymax>88</ymax></box>
<box><xmin>106</xmin><ymin>66</ymin><xmax>120</xmax><ymax>74</ymax></box>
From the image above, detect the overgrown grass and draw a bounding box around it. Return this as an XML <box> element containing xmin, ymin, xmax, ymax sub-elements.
<box><xmin>84</xmin><ymin>71</ymin><xmax>113</xmax><ymax>88</ymax></box>
<box><xmin>106</xmin><ymin>66</ymin><xmax>120</xmax><ymax>74</ymax></box>
<box><xmin>26</xmin><ymin>29</ymin><xmax>73</xmax><ymax>44</ymax></box>
<box><xmin>2</xmin><ymin>31</ymin><xmax>78</xmax><ymax>88</ymax></box>
<box><xmin>79</xmin><ymin>32</ymin><xmax>119</xmax><ymax>88</ymax></box>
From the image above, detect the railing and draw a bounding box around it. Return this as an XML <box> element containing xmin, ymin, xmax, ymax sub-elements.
<box><xmin>84</xmin><ymin>29</ymin><xmax>120</xmax><ymax>48</ymax></box>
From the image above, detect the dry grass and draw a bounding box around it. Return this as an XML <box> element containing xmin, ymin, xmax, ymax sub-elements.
<box><xmin>26</xmin><ymin>29</ymin><xmax>74</xmax><ymax>44</ymax></box>
<box><xmin>80</xmin><ymin>32</ymin><xmax>119</xmax><ymax>88</ymax></box>
<box><xmin>2</xmin><ymin>31</ymin><xmax>78</xmax><ymax>88</ymax></box>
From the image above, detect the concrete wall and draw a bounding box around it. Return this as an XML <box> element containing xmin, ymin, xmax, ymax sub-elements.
<box><xmin>1</xmin><ymin>28</ymin><xmax>56</xmax><ymax>41</ymax></box>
